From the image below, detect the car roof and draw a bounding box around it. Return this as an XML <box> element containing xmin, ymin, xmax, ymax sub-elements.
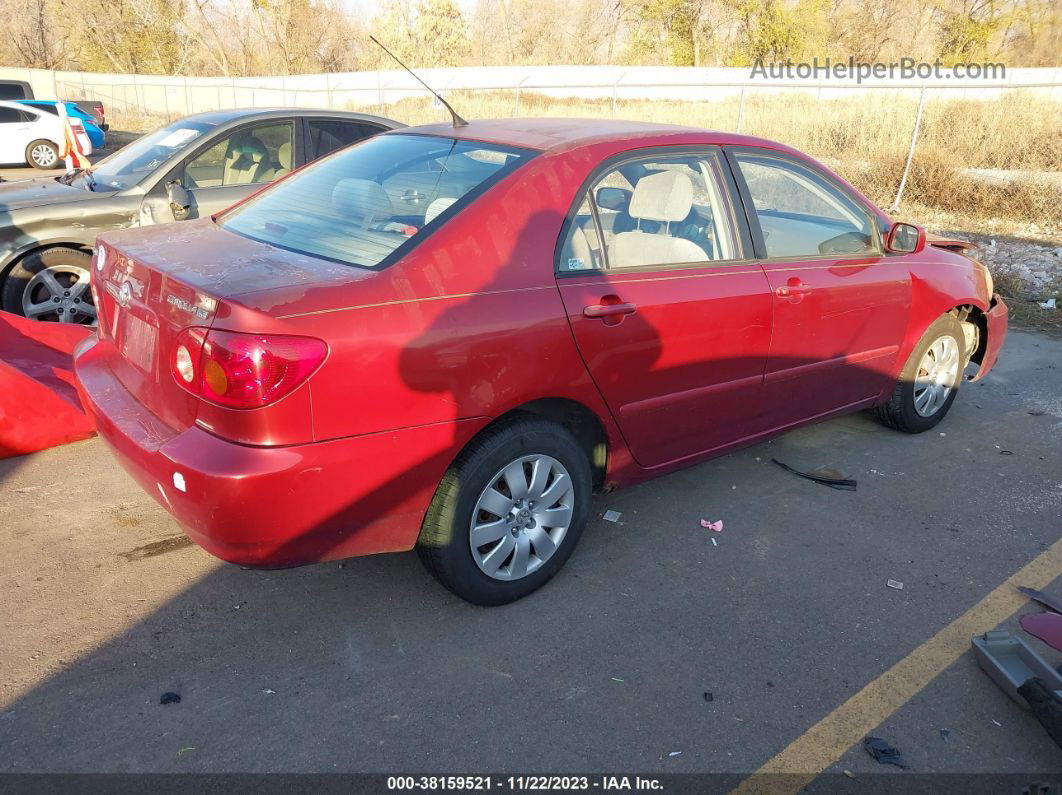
<box><xmin>171</xmin><ymin>107</ymin><xmax>404</xmax><ymax>129</ymax></box>
<box><xmin>396</xmin><ymin>117</ymin><xmax>794</xmax><ymax>155</ymax></box>
<box><xmin>0</xmin><ymin>99</ymin><xmax>42</xmax><ymax>114</ymax></box>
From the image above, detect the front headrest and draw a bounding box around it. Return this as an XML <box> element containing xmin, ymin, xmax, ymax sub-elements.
<box><xmin>332</xmin><ymin>178</ymin><xmax>393</xmax><ymax>224</ymax></box>
<box><xmin>628</xmin><ymin>170</ymin><xmax>694</xmax><ymax>223</ymax></box>
<box><xmin>424</xmin><ymin>197</ymin><xmax>457</xmax><ymax>225</ymax></box>
<box><xmin>228</xmin><ymin>135</ymin><xmax>267</xmax><ymax>158</ymax></box>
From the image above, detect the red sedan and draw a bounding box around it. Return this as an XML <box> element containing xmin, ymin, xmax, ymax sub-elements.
<box><xmin>73</xmin><ymin>119</ymin><xmax>1008</xmax><ymax>604</ymax></box>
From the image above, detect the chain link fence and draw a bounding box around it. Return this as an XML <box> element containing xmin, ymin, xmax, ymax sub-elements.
<box><xmin>50</xmin><ymin>72</ymin><xmax>1062</xmax><ymax>237</ymax></box>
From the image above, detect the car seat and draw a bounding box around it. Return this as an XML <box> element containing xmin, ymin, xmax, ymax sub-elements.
<box><xmin>607</xmin><ymin>171</ymin><xmax>710</xmax><ymax>267</ymax></box>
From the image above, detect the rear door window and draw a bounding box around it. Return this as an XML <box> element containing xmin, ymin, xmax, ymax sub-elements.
<box><xmin>558</xmin><ymin>151</ymin><xmax>741</xmax><ymax>272</ymax></box>
<box><xmin>307</xmin><ymin>119</ymin><xmax>386</xmax><ymax>160</ymax></box>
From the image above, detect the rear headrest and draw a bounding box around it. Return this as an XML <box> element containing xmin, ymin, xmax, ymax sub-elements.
<box><xmin>332</xmin><ymin>178</ymin><xmax>393</xmax><ymax>224</ymax></box>
<box><xmin>424</xmin><ymin>197</ymin><xmax>457</xmax><ymax>225</ymax></box>
<box><xmin>628</xmin><ymin>170</ymin><xmax>694</xmax><ymax>223</ymax></box>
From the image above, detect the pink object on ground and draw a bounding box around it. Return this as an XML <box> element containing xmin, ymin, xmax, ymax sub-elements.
<box><xmin>0</xmin><ymin>311</ymin><xmax>95</xmax><ymax>458</ymax></box>
<box><xmin>700</xmin><ymin>519</ymin><xmax>724</xmax><ymax>533</ymax></box>
<box><xmin>1020</xmin><ymin>612</ymin><xmax>1062</xmax><ymax>653</ymax></box>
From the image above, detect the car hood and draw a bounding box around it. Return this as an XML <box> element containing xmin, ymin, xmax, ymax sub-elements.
<box><xmin>0</xmin><ymin>177</ymin><xmax>94</xmax><ymax>213</ymax></box>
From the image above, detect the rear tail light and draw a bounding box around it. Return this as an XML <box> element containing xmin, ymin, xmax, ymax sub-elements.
<box><xmin>171</xmin><ymin>328</ymin><xmax>327</xmax><ymax>409</ymax></box>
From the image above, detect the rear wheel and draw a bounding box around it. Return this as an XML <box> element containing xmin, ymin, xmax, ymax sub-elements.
<box><xmin>416</xmin><ymin>416</ymin><xmax>591</xmax><ymax>605</ymax></box>
<box><xmin>1</xmin><ymin>247</ymin><xmax>96</xmax><ymax>325</ymax></box>
<box><xmin>875</xmin><ymin>313</ymin><xmax>965</xmax><ymax>433</ymax></box>
<box><xmin>26</xmin><ymin>139</ymin><xmax>59</xmax><ymax>169</ymax></box>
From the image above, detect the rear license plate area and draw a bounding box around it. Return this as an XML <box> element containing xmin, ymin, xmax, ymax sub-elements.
<box><xmin>120</xmin><ymin>312</ymin><xmax>158</xmax><ymax>373</ymax></box>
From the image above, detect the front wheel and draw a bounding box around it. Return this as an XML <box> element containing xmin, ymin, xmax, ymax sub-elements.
<box><xmin>1</xmin><ymin>247</ymin><xmax>96</xmax><ymax>325</ymax></box>
<box><xmin>26</xmin><ymin>140</ymin><xmax>60</xmax><ymax>169</ymax></box>
<box><xmin>875</xmin><ymin>313</ymin><xmax>965</xmax><ymax>433</ymax></box>
<box><xmin>416</xmin><ymin>416</ymin><xmax>591</xmax><ymax>605</ymax></box>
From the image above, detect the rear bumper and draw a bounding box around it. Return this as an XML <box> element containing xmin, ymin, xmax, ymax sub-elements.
<box><xmin>970</xmin><ymin>293</ymin><xmax>1008</xmax><ymax>382</ymax></box>
<box><xmin>74</xmin><ymin>336</ymin><xmax>482</xmax><ymax>567</ymax></box>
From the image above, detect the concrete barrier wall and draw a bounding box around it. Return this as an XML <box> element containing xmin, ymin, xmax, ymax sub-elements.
<box><xmin>2</xmin><ymin>65</ymin><xmax>1060</xmax><ymax>117</ymax></box>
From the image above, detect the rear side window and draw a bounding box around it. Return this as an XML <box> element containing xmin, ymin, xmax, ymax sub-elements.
<box><xmin>308</xmin><ymin>119</ymin><xmax>385</xmax><ymax>159</ymax></box>
<box><xmin>559</xmin><ymin>151</ymin><xmax>741</xmax><ymax>272</ymax></box>
<box><xmin>221</xmin><ymin>133</ymin><xmax>532</xmax><ymax>269</ymax></box>
<box><xmin>0</xmin><ymin>83</ymin><xmax>31</xmax><ymax>100</ymax></box>
<box><xmin>0</xmin><ymin>107</ymin><xmax>23</xmax><ymax>123</ymax></box>
<box><xmin>734</xmin><ymin>152</ymin><xmax>877</xmax><ymax>258</ymax></box>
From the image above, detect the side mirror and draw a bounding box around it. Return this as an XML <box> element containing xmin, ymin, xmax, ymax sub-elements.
<box><xmin>886</xmin><ymin>222</ymin><xmax>926</xmax><ymax>254</ymax></box>
<box><xmin>166</xmin><ymin>180</ymin><xmax>192</xmax><ymax>221</ymax></box>
<box><xmin>595</xmin><ymin>186</ymin><xmax>631</xmax><ymax>212</ymax></box>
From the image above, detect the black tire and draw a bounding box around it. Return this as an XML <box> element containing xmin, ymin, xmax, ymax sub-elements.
<box><xmin>416</xmin><ymin>416</ymin><xmax>592</xmax><ymax>605</ymax></box>
<box><xmin>25</xmin><ymin>139</ymin><xmax>59</xmax><ymax>169</ymax></box>
<box><xmin>875</xmin><ymin>313</ymin><xmax>965</xmax><ymax>433</ymax></box>
<box><xmin>1</xmin><ymin>247</ymin><xmax>94</xmax><ymax>324</ymax></box>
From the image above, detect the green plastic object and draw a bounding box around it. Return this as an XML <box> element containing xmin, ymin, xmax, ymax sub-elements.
<box><xmin>972</xmin><ymin>629</ymin><xmax>1062</xmax><ymax>709</ymax></box>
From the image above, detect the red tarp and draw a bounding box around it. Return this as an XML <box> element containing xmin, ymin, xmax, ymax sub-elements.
<box><xmin>0</xmin><ymin>311</ymin><xmax>95</xmax><ymax>458</ymax></box>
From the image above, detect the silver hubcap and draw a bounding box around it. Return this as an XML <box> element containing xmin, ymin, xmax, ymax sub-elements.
<box><xmin>31</xmin><ymin>144</ymin><xmax>57</xmax><ymax>167</ymax></box>
<box><xmin>470</xmin><ymin>454</ymin><xmax>575</xmax><ymax>581</ymax></box>
<box><xmin>23</xmin><ymin>265</ymin><xmax>97</xmax><ymax>325</ymax></box>
<box><xmin>913</xmin><ymin>335</ymin><xmax>960</xmax><ymax>416</ymax></box>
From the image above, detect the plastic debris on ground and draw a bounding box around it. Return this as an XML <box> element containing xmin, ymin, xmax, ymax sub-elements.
<box><xmin>703</xmin><ymin>692</ymin><xmax>713</xmax><ymax>702</ymax></box>
<box><xmin>887</xmin><ymin>579</ymin><xmax>904</xmax><ymax>590</ymax></box>
<box><xmin>602</xmin><ymin>510</ymin><xmax>622</xmax><ymax>523</ymax></box>
<box><xmin>160</xmin><ymin>692</ymin><xmax>181</xmax><ymax>705</ymax></box>
<box><xmin>700</xmin><ymin>519</ymin><xmax>723</xmax><ymax>533</ymax></box>
<box><xmin>1019</xmin><ymin>612</ymin><xmax>1062</xmax><ymax>652</ymax></box>
<box><xmin>1016</xmin><ymin>678</ymin><xmax>1062</xmax><ymax>750</ymax></box>
<box><xmin>940</xmin><ymin>728</ymin><xmax>950</xmax><ymax>742</ymax></box>
<box><xmin>863</xmin><ymin>736</ymin><xmax>908</xmax><ymax>769</ymax></box>
<box><xmin>1018</xmin><ymin>586</ymin><xmax>1062</xmax><ymax>614</ymax></box>
<box><xmin>771</xmin><ymin>459</ymin><xmax>857</xmax><ymax>491</ymax></box>
<box><xmin>1040</xmin><ymin>298</ymin><xmax>1057</xmax><ymax>309</ymax></box>
<box><xmin>668</xmin><ymin>751</ymin><xmax>682</xmax><ymax>757</ymax></box>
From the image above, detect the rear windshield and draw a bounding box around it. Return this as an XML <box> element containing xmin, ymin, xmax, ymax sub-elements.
<box><xmin>220</xmin><ymin>133</ymin><xmax>533</xmax><ymax>269</ymax></box>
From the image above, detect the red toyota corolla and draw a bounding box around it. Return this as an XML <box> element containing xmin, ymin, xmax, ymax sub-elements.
<box><xmin>74</xmin><ymin>119</ymin><xmax>1007</xmax><ymax>604</ymax></box>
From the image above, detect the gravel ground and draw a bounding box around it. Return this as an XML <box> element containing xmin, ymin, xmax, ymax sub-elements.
<box><xmin>935</xmin><ymin>231</ymin><xmax>1062</xmax><ymax>302</ymax></box>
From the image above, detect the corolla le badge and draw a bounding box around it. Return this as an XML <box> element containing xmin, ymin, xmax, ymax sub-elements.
<box><xmin>167</xmin><ymin>294</ymin><xmax>210</xmax><ymax>320</ymax></box>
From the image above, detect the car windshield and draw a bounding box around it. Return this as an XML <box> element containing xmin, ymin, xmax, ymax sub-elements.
<box><xmin>220</xmin><ymin>133</ymin><xmax>533</xmax><ymax>269</ymax></box>
<box><xmin>80</xmin><ymin>120</ymin><xmax>216</xmax><ymax>191</ymax></box>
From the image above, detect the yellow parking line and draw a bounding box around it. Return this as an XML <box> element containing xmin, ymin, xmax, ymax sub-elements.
<box><xmin>732</xmin><ymin>536</ymin><xmax>1062</xmax><ymax>795</ymax></box>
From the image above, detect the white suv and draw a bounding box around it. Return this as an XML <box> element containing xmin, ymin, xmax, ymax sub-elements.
<box><xmin>0</xmin><ymin>99</ymin><xmax>94</xmax><ymax>169</ymax></box>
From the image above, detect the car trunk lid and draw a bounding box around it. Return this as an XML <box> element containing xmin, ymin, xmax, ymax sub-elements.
<box><xmin>93</xmin><ymin>219</ymin><xmax>372</xmax><ymax>431</ymax></box>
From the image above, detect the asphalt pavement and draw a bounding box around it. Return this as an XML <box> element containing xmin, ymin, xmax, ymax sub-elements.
<box><xmin>1</xmin><ymin>329</ymin><xmax>1060</xmax><ymax>782</ymax></box>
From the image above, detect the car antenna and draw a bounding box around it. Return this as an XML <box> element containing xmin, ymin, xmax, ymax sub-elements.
<box><xmin>369</xmin><ymin>35</ymin><xmax>468</xmax><ymax>128</ymax></box>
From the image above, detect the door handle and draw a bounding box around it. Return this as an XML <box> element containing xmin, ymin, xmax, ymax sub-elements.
<box><xmin>775</xmin><ymin>280</ymin><xmax>813</xmax><ymax>302</ymax></box>
<box><xmin>583</xmin><ymin>301</ymin><xmax>637</xmax><ymax>319</ymax></box>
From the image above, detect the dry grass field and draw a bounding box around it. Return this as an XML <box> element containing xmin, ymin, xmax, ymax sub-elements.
<box><xmin>109</xmin><ymin>89</ymin><xmax>1062</xmax><ymax>238</ymax></box>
